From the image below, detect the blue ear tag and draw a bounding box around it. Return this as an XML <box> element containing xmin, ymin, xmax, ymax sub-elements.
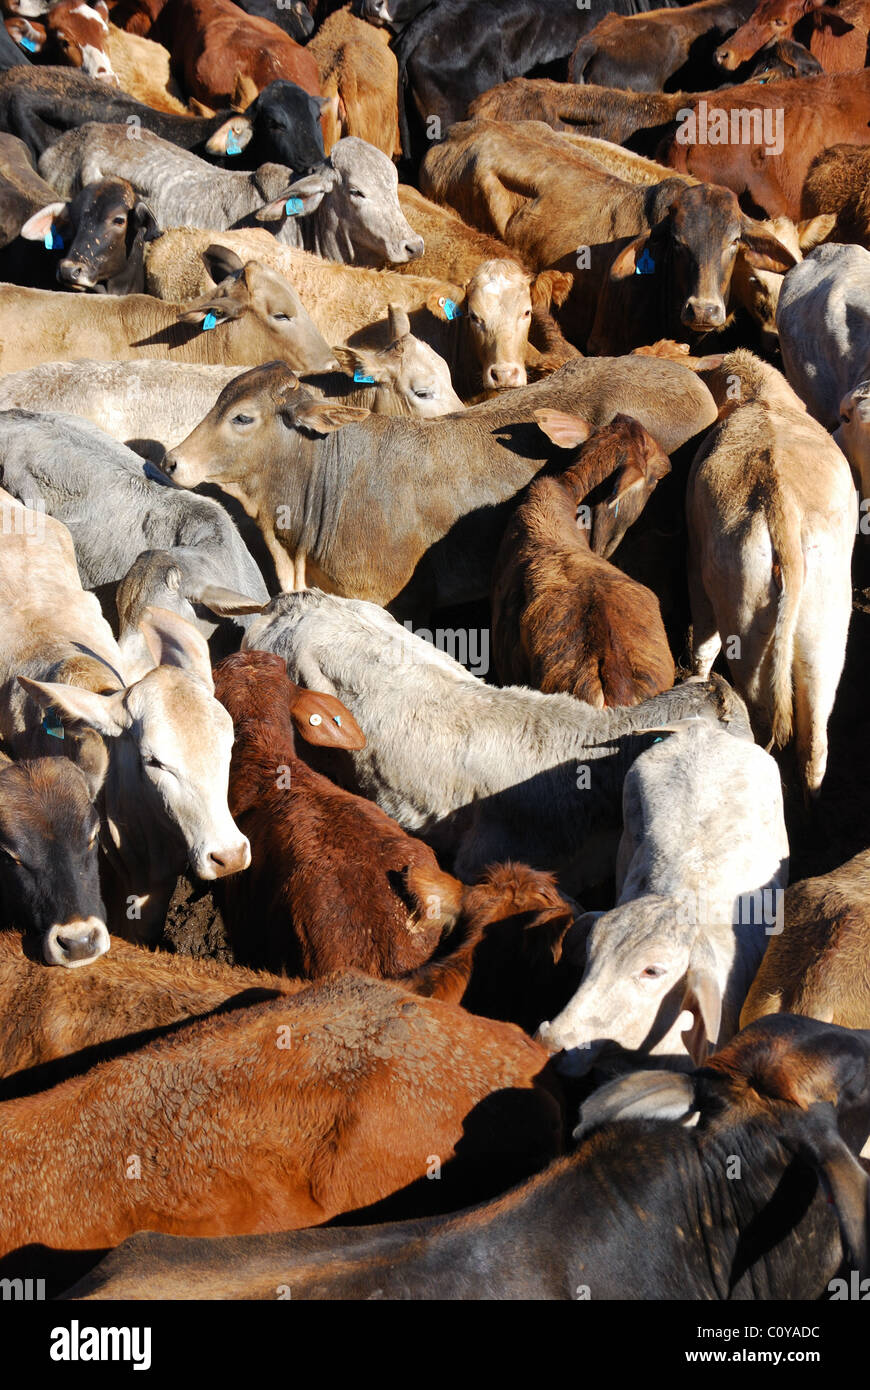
<box><xmin>284</xmin><ymin>197</ymin><xmax>304</xmax><ymax>216</ymax></box>
<box><xmin>442</xmin><ymin>297</ymin><xmax>461</xmax><ymax>320</ymax></box>
<box><xmin>225</xmin><ymin>132</ymin><xmax>242</xmax><ymax>155</ymax></box>
<box><xmin>44</xmin><ymin>225</ymin><xmax>64</xmax><ymax>251</ymax></box>
<box><xmin>43</xmin><ymin>715</ymin><xmax>64</xmax><ymax>740</ymax></box>
<box><xmin>202</xmin><ymin>311</ymin><xmax>218</xmax><ymax>331</ymax></box>
<box><xmin>635</xmin><ymin>248</ymin><xmax>655</xmax><ymax>276</ymax></box>
<box><xmin>20</xmin><ymin>36</ymin><xmax>37</xmax><ymax>51</ymax></box>
<box><xmin>353</xmin><ymin>370</ymin><xmax>375</xmax><ymax>384</ymax></box>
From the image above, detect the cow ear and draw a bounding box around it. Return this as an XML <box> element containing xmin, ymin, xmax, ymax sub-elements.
<box><xmin>608</xmin><ymin>462</ymin><xmax>647</xmax><ymax>507</ymax></box>
<box><xmin>405</xmin><ymin>862</ymin><xmax>465</xmax><ymax>936</ymax></box>
<box><xmin>680</xmin><ymin>936</ymin><xmax>722</xmax><ymax>1067</ymax></box>
<box><xmin>789</xmin><ymin>1105</ymin><xmax>870</xmax><ymax>1270</ymax></box>
<box><xmin>388</xmin><ymin>304</ymin><xmax>411</xmax><ymax>341</ymax></box>
<box><xmin>17</xmin><ymin>676</ymin><xmax>130</xmax><ymax>739</ymax></box>
<box><xmin>255</xmin><ymin>166</ymin><xmax>338</xmax><ymax>221</ymax></box>
<box><xmin>796</xmin><ymin>213</ymin><xmax>835</xmax><ymax>251</ymax></box>
<box><xmin>6</xmin><ymin>17</ymin><xmax>45</xmax><ymax>51</ymax></box>
<box><xmin>573</xmin><ymin>1069</ymin><xmax>698</xmax><ymax>1142</ymax></box>
<box><xmin>289</xmin><ymin>689</ymin><xmax>366</xmax><ymax>749</ymax></box>
<box><xmin>333</xmin><ymin>346</ymin><xmax>385</xmax><ymax>384</ymax></box>
<box><xmin>195</xmin><ymin>585</ymin><xmax>268</xmax><ymax>617</ymax></box>
<box><xmin>19</xmin><ymin>202</ymin><xmax>67</xmax><ymax>241</ymax></box>
<box><xmin>177</xmin><ymin>291</ymin><xmax>245</xmax><ymax>325</ymax></box>
<box><xmin>138</xmin><ymin>607</ymin><xmax>214</xmax><ymax>690</ymax></box>
<box><xmin>530</xmin><ymin>268</ymin><xmax>573</xmax><ymax>311</ymax></box>
<box><xmin>289</xmin><ymin>399</ymin><xmax>370</xmax><ymax>435</ymax></box>
<box><xmin>95</xmin><ymin>0</ymin><xmax>109</xmax><ymax>20</ymax></box>
<box><xmin>204</xmin><ymin>116</ymin><xmax>253</xmax><ymax>157</ymax></box>
<box><xmin>534</xmin><ymin>407</ymin><xmax>592</xmax><ymax>449</ymax></box>
<box><xmin>609</xmin><ymin>231</ymin><xmax>651</xmax><ymax>280</ymax></box>
<box><xmin>739</xmin><ymin>216</ymin><xmax>798</xmax><ymax>273</ymax></box>
<box><xmin>425</xmin><ymin>287</ymin><xmax>466</xmax><ymax>321</ymax></box>
<box><xmin>201</xmin><ymin>243</ymin><xmax>244</xmax><ymax>286</ymax></box>
<box><xmin>132</xmin><ymin>201</ymin><xmax>161</xmax><ymax>242</ymax></box>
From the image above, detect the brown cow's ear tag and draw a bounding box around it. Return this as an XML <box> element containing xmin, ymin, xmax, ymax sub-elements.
<box><xmin>290</xmin><ymin>690</ymin><xmax>366</xmax><ymax>749</ymax></box>
<box><xmin>534</xmin><ymin>408</ymin><xmax>592</xmax><ymax>449</ymax></box>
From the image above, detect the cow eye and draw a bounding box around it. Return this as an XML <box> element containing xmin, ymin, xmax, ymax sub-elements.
<box><xmin>349</xmin><ymin>188</ymin><xmax>365</xmax><ymax>199</ymax></box>
<box><xmin>413</xmin><ymin>388</ymin><xmax>433</xmax><ymax>399</ymax></box>
<box><xmin>469</xmin><ymin>311</ymin><xmax>483</xmax><ymax>328</ymax></box>
<box><xmin>522</xmin><ymin>308</ymin><xmax>532</xmax><ymax>319</ymax></box>
<box><xmin>0</xmin><ymin>845</ymin><xmax>21</xmax><ymax>866</ymax></box>
<box><xmin>113</xmin><ymin>215</ymin><xmax>126</xmax><ymax>226</ymax></box>
<box><xmin>143</xmin><ymin>754</ymin><xmax>165</xmax><ymax>771</ymax></box>
<box><xmin>232</xmin><ymin>413</ymin><xmax>254</xmax><ymax>425</ymax></box>
<box><xmin>271</xmin><ymin>312</ymin><xmax>290</xmax><ymax>321</ymax></box>
<box><xmin>641</xmin><ymin>965</ymin><xmax>666</xmax><ymax>979</ymax></box>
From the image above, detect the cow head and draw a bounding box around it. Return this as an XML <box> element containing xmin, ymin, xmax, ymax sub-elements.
<box><xmin>255</xmin><ymin>136</ymin><xmax>425</xmax><ymax>266</ymax></box>
<box><xmin>715</xmin><ymin>0</ymin><xmax>822</xmax><ymax>69</ymax></box>
<box><xmin>5</xmin><ymin>15</ymin><xmax>46</xmax><ymax>52</ymax></box>
<box><xmin>537</xmin><ymin>895</ymin><xmax>723</xmax><ymax>1073</ymax></box>
<box><xmin>223</xmin><ymin>79</ymin><xmax>326</xmax><ymax>176</ymax></box>
<box><xmin>535</xmin><ymin>410</ymin><xmax>671</xmax><ymax>558</ymax></box>
<box><xmin>335</xmin><ymin>305</ymin><xmax>463</xmax><ymax>417</ymax></box>
<box><xmin>162</xmin><ymin>362</ymin><xmax>369</xmax><ymax>490</ymax></box>
<box><xmin>0</xmin><ymin>756</ymin><xmax>109</xmax><ymax>967</ymax></box>
<box><xmin>175</xmin><ymin>245</ymin><xmax>337</xmax><ymax>374</ymax></box>
<box><xmin>609</xmin><ymin>184</ymin><xmax>797</xmax><ymax>337</ymax></box>
<box><xmin>20</xmin><ymin>178</ymin><xmax>161</xmax><ymax>294</ymax></box>
<box><xmin>43</xmin><ymin>0</ymin><xmax>117</xmax><ymax>82</ymax></box>
<box><xmin>18</xmin><ymin>610</ymin><xmax>251</xmax><ymax>888</ymax></box>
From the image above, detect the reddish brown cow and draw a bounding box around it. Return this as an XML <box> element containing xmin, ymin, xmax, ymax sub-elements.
<box><xmin>114</xmin><ymin>0</ymin><xmax>321</xmax><ymax>107</ymax></box>
<box><xmin>662</xmin><ymin>71</ymin><xmax>870</xmax><ymax>219</ymax></box>
<box><xmin>715</xmin><ymin>0</ymin><xmax>869</xmax><ymax>74</ymax></box>
<box><xmin>490</xmin><ymin>413</ymin><xmax>674</xmax><ymax>707</ymax></box>
<box><xmin>212</xmin><ymin>651</ymin><xmax>455</xmax><ymax>977</ymax></box>
<box><xmin>0</xmin><ymin>970</ymin><xmax>561</xmax><ymax>1265</ymax></box>
<box><xmin>402</xmin><ymin>861</ymin><xmax>584</xmax><ymax>1036</ymax></box>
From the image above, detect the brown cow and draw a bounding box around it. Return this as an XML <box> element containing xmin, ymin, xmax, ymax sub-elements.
<box><xmin>570</xmin><ymin>0</ymin><xmax>759</xmax><ymax>92</ymax></box>
<box><xmin>469</xmin><ymin>75</ymin><xmax>870</xmax><ymax>221</ymax></box>
<box><xmin>0</xmin><ymin>971</ymin><xmax>561</xmax><ymax>1270</ymax></box>
<box><xmin>801</xmin><ymin>144</ymin><xmax>870</xmax><ymax>249</ymax></box>
<box><xmin>740</xmin><ymin>850</ymin><xmax>870</xmax><ymax>1030</ymax></box>
<box><xmin>308</xmin><ymin>5</ymin><xmax>400</xmax><ymax>158</ymax></box>
<box><xmin>491</xmin><ymin>413</ymin><xmax>674</xmax><ymax>706</ymax></box>
<box><xmin>715</xmin><ymin>0</ymin><xmax>869</xmax><ymax>74</ymax></box>
<box><xmin>212</xmin><ymin>650</ymin><xmax>456</xmax><ymax>977</ymax></box>
<box><xmin>115</xmin><ymin>0</ymin><xmax>321</xmax><ymax>108</ymax></box>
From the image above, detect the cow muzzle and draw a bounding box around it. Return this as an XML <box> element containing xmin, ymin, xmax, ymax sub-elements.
<box><xmin>485</xmin><ymin>361</ymin><xmax>527</xmax><ymax>390</ymax></box>
<box><xmin>196</xmin><ymin>837</ymin><xmax>251</xmax><ymax>880</ymax></box>
<box><xmin>58</xmin><ymin>259</ymin><xmax>97</xmax><ymax>290</ymax></box>
<box><xmin>681</xmin><ymin>298</ymin><xmax>726</xmax><ymax>332</ymax></box>
<box><xmin>43</xmin><ymin>917</ymin><xmax>110</xmax><ymax>967</ymax></box>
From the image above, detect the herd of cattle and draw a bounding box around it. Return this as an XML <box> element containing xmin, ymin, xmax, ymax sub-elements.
<box><xmin>0</xmin><ymin>0</ymin><xmax>868</xmax><ymax>1305</ymax></box>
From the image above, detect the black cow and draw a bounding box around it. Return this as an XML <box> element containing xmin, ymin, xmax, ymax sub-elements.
<box><xmin>0</xmin><ymin>69</ymin><xmax>325</xmax><ymax>175</ymax></box>
<box><xmin>234</xmin><ymin>0</ymin><xmax>314</xmax><ymax>39</ymax></box>
<box><xmin>390</xmin><ymin>0</ymin><xmax>689</xmax><ymax>165</ymax></box>
<box><xmin>18</xmin><ymin>178</ymin><xmax>160</xmax><ymax>293</ymax></box>
<box><xmin>63</xmin><ymin>1015</ymin><xmax>870</xmax><ymax>1299</ymax></box>
<box><xmin>0</xmin><ymin>757</ymin><xmax>109</xmax><ymax>968</ymax></box>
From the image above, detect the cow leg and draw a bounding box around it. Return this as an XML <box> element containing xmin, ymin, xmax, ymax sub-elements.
<box><xmin>263</xmin><ymin>524</ymin><xmax>305</xmax><ymax>592</ymax></box>
<box><xmin>688</xmin><ymin>566</ymin><xmax>721</xmax><ymax>677</ymax></box>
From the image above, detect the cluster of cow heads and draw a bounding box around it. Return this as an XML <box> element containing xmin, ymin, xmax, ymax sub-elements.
<box><xmin>7</xmin><ymin>0</ymin><xmax>117</xmax><ymax>82</ymax></box>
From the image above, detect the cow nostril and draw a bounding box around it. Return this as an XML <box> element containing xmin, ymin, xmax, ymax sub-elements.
<box><xmin>162</xmin><ymin>457</ymin><xmax>177</xmax><ymax>475</ymax></box>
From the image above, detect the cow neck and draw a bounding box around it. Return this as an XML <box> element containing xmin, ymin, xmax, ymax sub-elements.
<box><xmin>99</xmin><ymin>727</ymin><xmax>182</xmax><ymax>892</ymax></box>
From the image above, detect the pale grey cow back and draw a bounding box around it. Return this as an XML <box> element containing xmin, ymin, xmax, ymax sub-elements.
<box><xmin>243</xmin><ymin>589</ymin><xmax>750</xmax><ymax>889</ymax></box>
<box><xmin>777</xmin><ymin>243</ymin><xmax>870</xmax><ymax>429</ymax></box>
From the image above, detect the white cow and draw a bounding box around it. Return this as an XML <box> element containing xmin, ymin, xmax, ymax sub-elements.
<box><xmin>0</xmin><ymin>490</ymin><xmax>250</xmax><ymax>944</ymax></box>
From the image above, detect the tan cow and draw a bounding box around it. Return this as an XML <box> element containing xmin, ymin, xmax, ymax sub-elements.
<box><xmin>0</xmin><ymin>258</ymin><xmax>337</xmax><ymax>374</ymax></box>
<box><xmin>308</xmin><ymin>5</ymin><xmax>400</xmax><ymax>158</ymax></box>
<box><xmin>0</xmin><ymin>490</ymin><xmax>250</xmax><ymax>941</ymax></box>
<box><xmin>687</xmin><ymin>350</ymin><xmax>857</xmax><ymax>795</ymax></box>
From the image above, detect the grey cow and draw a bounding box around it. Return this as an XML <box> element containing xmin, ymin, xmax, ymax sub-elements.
<box><xmin>242</xmin><ymin>589</ymin><xmax>750</xmax><ymax>893</ymax></box>
<box><xmin>777</xmin><ymin>244</ymin><xmax>870</xmax><ymax>508</ymax></box>
<box><xmin>0</xmin><ymin>410</ymin><xmax>268</xmax><ymax>641</ymax></box>
<box><xmin>39</xmin><ymin>126</ymin><xmax>424</xmax><ymax>267</ymax></box>
<box><xmin>538</xmin><ymin>722</ymin><xmax>789</xmax><ymax>1072</ymax></box>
